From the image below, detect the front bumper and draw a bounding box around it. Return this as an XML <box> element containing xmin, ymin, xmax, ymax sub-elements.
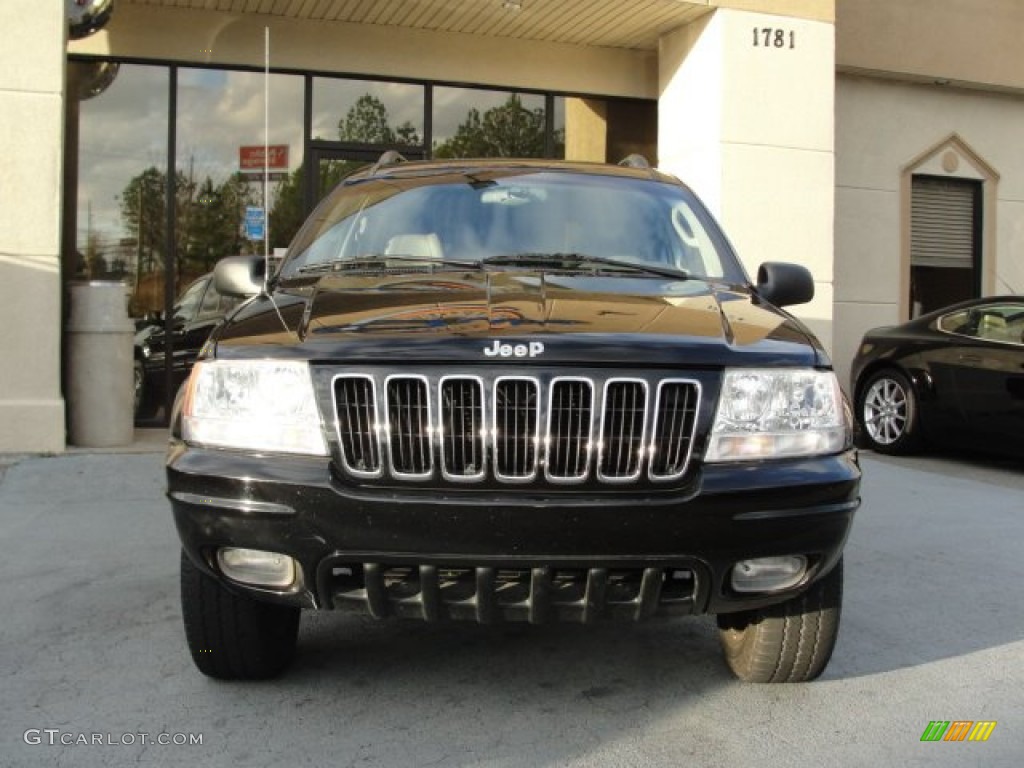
<box><xmin>167</xmin><ymin>441</ymin><xmax>860</xmax><ymax>620</ymax></box>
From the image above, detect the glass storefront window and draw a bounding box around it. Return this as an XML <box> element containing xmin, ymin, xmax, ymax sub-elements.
<box><xmin>312</xmin><ymin>78</ymin><xmax>424</xmax><ymax>146</ymax></box>
<box><xmin>68</xmin><ymin>57</ymin><xmax>650</xmax><ymax>426</ymax></box>
<box><xmin>73</xmin><ymin>62</ymin><xmax>169</xmax><ymax>318</ymax></box>
<box><xmin>177</xmin><ymin>68</ymin><xmax>304</xmax><ymax>276</ymax></box>
<box><xmin>72</xmin><ymin>60</ymin><xmax>645</xmax><ymax>314</ymax></box>
<box><xmin>432</xmin><ymin>87</ymin><xmax>546</xmax><ymax>158</ymax></box>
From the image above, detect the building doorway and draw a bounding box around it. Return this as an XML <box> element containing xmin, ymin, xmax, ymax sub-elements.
<box><xmin>909</xmin><ymin>175</ymin><xmax>982</xmax><ymax>317</ymax></box>
<box><xmin>304</xmin><ymin>145</ymin><xmax>426</xmax><ymax>215</ymax></box>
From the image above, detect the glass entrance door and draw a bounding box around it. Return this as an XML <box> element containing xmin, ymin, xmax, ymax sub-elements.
<box><xmin>305</xmin><ymin>146</ymin><xmax>425</xmax><ymax>214</ymax></box>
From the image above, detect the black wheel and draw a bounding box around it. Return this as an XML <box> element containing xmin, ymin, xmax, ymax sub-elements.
<box><xmin>180</xmin><ymin>550</ymin><xmax>300</xmax><ymax>680</ymax></box>
<box><xmin>717</xmin><ymin>559</ymin><xmax>843</xmax><ymax>683</ymax></box>
<box><xmin>133</xmin><ymin>360</ymin><xmax>146</xmax><ymax>419</ymax></box>
<box><xmin>856</xmin><ymin>368</ymin><xmax>923</xmax><ymax>454</ymax></box>
<box><xmin>133</xmin><ymin>360</ymin><xmax>160</xmax><ymax>421</ymax></box>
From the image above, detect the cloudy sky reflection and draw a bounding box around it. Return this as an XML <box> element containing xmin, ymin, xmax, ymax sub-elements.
<box><xmin>76</xmin><ymin>63</ymin><xmax>563</xmax><ymax>253</ymax></box>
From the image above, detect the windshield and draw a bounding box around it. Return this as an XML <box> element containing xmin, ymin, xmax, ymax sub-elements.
<box><xmin>279</xmin><ymin>169</ymin><xmax>746</xmax><ymax>283</ymax></box>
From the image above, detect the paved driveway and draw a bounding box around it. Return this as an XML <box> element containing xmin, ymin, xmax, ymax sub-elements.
<box><xmin>0</xmin><ymin>446</ymin><xmax>1021</xmax><ymax>767</ymax></box>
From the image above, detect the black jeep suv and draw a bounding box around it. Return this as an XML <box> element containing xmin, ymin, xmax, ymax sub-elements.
<box><xmin>167</xmin><ymin>157</ymin><xmax>860</xmax><ymax>683</ymax></box>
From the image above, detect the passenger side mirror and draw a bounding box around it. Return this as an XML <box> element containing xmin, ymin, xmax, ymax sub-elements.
<box><xmin>756</xmin><ymin>262</ymin><xmax>814</xmax><ymax>308</ymax></box>
<box><xmin>214</xmin><ymin>255</ymin><xmax>265</xmax><ymax>298</ymax></box>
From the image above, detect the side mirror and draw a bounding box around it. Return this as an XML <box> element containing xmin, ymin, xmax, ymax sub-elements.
<box><xmin>756</xmin><ymin>262</ymin><xmax>814</xmax><ymax>308</ymax></box>
<box><xmin>214</xmin><ymin>255</ymin><xmax>265</xmax><ymax>298</ymax></box>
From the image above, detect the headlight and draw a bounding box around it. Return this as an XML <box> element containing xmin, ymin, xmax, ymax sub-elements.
<box><xmin>705</xmin><ymin>368</ymin><xmax>848</xmax><ymax>462</ymax></box>
<box><xmin>183</xmin><ymin>359</ymin><xmax>327</xmax><ymax>455</ymax></box>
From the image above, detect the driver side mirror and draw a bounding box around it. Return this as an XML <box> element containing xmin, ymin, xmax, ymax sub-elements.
<box><xmin>214</xmin><ymin>255</ymin><xmax>265</xmax><ymax>298</ymax></box>
<box><xmin>756</xmin><ymin>262</ymin><xmax>814</xmax><ymax>308</ymax></box>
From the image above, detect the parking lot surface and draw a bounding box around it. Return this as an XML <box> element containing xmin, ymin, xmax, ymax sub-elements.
<box><xmin>1</xmin><ymin>439</ymin><xmax>1021</xmax><ymax>767</ymax></box>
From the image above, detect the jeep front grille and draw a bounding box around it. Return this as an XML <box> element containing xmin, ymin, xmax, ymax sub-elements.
<box><xmin>330</xmin><ymin>371</ymin><xmax>699</xmax><ymax>485</ymax></box>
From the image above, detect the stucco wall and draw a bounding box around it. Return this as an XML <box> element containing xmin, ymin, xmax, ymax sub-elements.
<box><xmin>660</xmin><ymin>9</ymin><xmax>836</xmax><ymax>354</ymax></box>
<box><xmin>0</xmin><ymin>2</ymin><xmax>66</xmax><ymax>452</ymax></box>
<box><xmin>837</xmin><ymin>0</ymin><xmax>1024</xmax><ymax>93</ymax></box>
<box><xmin>833</xmin><ymin>73</ymin><xmax>1024</xmax><ymax>390</ymax></box>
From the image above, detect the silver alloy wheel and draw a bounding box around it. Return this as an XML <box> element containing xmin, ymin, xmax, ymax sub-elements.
<box><xmin>862</xmin><ymin>376</ymin><xmax>908</xmax><ymax>445</ymax></box>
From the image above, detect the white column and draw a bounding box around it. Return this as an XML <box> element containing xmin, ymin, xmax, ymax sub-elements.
<box><xmin>0</xmin><ymin>3</ymin><xmax>66</xmax><ymax>452</ymax></box>
<box><xmin>659</xmin><ymin>9</ymin><xmax>836</xmax><ymax>354</ymax></box>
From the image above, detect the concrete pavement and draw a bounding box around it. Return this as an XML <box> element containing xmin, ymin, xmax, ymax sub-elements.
<box><xmin>0</xmin><ymin>437</ymin><xmax>1021</xmax><ymax>767</ymax></box>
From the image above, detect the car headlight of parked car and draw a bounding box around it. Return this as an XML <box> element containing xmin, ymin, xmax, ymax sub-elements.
<box><xmin>706</xmin><ymin>368</ymin><xmax>848</xmax><ymax>461</ymax></box>
<box><xmin>182</xmin><ymin>359</ymin><xmax>327</xmax><ymax>456</ymax></box>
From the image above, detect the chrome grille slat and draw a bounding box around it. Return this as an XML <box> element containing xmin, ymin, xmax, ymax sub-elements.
<box><xmin>494</xmin><ymin>377</ymin><xmax>540</xmax><ymax>481</ymax></box>
<box><xmin>332</xmin><ymin>375</ymin><xmax>382</xmax><ymax>477</ymax></box>
<box><xmin>385</xmin><ymin>376</ymin><xmax>432</xmax><ymax>479</ymax></box>
<box><xmin>331</xmin><ymin>371</ymin><xmax>698</xmax><ymax>485</ymax></box>
<box><xmin>650</xmin><ymin>380</ymin><xmax>699</xmax><ymax>480</ymax></box>
<box><xmin>440</xmin><ymin>377</ymin><xmax>485</xmax><ymax>480</ymax></box>
<box><xmin>598</xmin><ymin>380</ymin><xmax>647</xmax><ymax>481</ymax></box>
<box><xmin>546</xmin><ymin>378</ymin><xmax>593</xmax><ymax>482</ymax></box>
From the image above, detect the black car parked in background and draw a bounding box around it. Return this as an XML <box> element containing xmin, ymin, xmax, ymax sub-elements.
<box><xmin>134</xmin><ymin>273</ymin><xmax>242</xmax><ymax>420</ymax></box>
<box><xmin>851</xmin><ymin>295</ymin><xmax>1024</xmax><ymax>455</ymax></box>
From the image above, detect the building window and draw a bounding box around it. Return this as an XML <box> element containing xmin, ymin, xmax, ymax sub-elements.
<box><xmin>313</xmin><ymin>78</ymin><xmax>425</xmax><ymax>147</ymax></box>
<box><xmin>909</xmin><ymin>175</ymin><xmax>981</xmax><ymax>317</ymax></box>
<box><xmin>177</xmin><ymin>68</ymin><xmax>305</xmax><ymax>278</ymax></box>
<box><xmin>70</xmin><ymin>61</ymin><xmax>169</xmax><ymax>318</ymax></box>
<box><xmin>432</xmin><ymin>87</ymin><xmax>550</xmax><ymax>158</ymax></box>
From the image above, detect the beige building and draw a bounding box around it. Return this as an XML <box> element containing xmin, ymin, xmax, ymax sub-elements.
<box><xmin>0</xmin><ymin>0</ymin><xmax>1020</xmax><ymax>452</ymax></box>
<box><xmin>834</xmin><ymin>0</ymin><xmax>1024</xmax><ymax>388</ymax></box>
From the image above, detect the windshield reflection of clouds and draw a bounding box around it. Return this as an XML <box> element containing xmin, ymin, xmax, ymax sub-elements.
<box><xmin>288</xmin><ymin>173</ymin><xmax>737</xmax><ymax>283</ymax></box>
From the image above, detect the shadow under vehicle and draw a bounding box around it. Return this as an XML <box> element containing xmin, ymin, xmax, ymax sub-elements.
<box><xmin>851</xmin><ymin>295</ymin><xmax>1024</xmax><ymax>456</ymax></box>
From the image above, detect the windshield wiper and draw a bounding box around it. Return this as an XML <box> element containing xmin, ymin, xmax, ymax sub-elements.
<box><xmin>298</xmin><ymin>254</ymin><xmax>484</xmax><ymax>274</ymax></box>
<box><xmin>480</xmin><ymin>252</ymin><xmax>689</xmax><ymax>280</ymax></box>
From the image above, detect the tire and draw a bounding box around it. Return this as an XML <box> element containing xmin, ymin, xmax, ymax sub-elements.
<box><xmin>133</xmin><ymin>360</ymin><xmax>161</xmax><ymax>421</ymax></box>
<box><xmin>133</xmin><ymin>360</ymin><xmax>147</xmax><ymax>419</ymax></box>
<box><xmin>180</xmin><ymin>550</ymin><xmax>300</xmax><ymax>680</ymax></box>
<box><xmin>856</xmin><ymin>368</ymin><xmax>923</xmax><ymax>454</ymax></box>
<box><xmin>717</xmin><ymin>558</ymin><xmax>843</xmax><ymax>683</ymax></box>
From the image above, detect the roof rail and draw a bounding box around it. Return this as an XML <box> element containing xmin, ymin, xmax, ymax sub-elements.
<box><xmin>369</xmin><ymin>150</ymin><xmax>408</xmax><ymax>174</ymax></box>
<box><xmin>617</xmin><ymin>154</ymin><xmax>651</xmax><ymax>169</ymax></box>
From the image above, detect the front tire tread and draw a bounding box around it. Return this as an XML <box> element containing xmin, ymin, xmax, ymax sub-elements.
<box><xmin>717</xmin><ymin>558</ymin><xmax>843</xmax><ymax>683</ymax></box>
<box><xmin>180</xmin><ymin>550</ymin><xmax>300</xmax><ymax>680</ymax></box>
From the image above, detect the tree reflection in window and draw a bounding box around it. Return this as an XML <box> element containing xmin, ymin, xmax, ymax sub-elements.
<box><xmin>337</xmin><ymin>94</ymin><xmax>421</xmax><ymax>146</ymax></box>
<box><xmin>434</xmin><ymin>93</ymin><xmax>562</xmax><ymax>159</ymax></box>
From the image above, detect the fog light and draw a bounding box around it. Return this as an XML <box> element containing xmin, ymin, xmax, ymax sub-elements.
<box><xmin>731</xmin><ymin>556</ymin><xmax>807</xmax><ymax>593</ymax></box>
<box><xmin>217</xmin><ymin>548</ymin><xmax>297</xmax><ymax>588</ymax></box>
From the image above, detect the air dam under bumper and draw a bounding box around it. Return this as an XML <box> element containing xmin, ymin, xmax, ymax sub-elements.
<box><xmin>167</xmin><ymin>442</ymin><xmax>860</xmax><ymax>620</ymax></box>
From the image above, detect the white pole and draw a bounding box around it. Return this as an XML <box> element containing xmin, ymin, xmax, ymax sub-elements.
<box><xmin>263</xmin><ymin>26</ymin><xmax>270</xmax><ymax>293</ymax></box>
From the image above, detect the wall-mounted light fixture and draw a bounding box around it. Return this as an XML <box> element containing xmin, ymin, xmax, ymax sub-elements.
<box><xmin>67</xmin><ymin>0</ymin><xmax>115</xmax><ymax>40</ymax></box>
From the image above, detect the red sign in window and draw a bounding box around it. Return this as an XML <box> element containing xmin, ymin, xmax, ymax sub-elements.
<box><xmin>239</xmin><ymin>145</ymin><xmax>289</xmax><ymax>171</ymax></box>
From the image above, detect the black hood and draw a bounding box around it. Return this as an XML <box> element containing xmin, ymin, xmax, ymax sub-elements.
<box><xmin>213</xmin><ymin>271</ymin><xmax>825</xmax><ymax>368</ymax></box>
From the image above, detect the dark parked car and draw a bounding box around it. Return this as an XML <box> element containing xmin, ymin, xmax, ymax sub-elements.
<box><xmin>851</xmin><ymin>295</ymin><xmax>1024</xmax><ymax>455</ymax></box>
<box><xmin>134</xmin><ymin>273</ymin><xmax>242</xmax><ymax>420</ymax></box>
<box><xmin>168</xmin><ymin>156</ymin><xmax>860</xmax><ymax>683</ymax></box>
